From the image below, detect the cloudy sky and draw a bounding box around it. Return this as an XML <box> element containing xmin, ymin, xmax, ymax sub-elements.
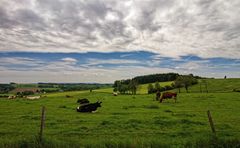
<box><xmin>0</xmin><ymin>0</ymin><xmax>239</xmax><ymax>83</ymax></box>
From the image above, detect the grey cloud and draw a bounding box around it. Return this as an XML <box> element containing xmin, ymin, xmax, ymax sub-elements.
<box><xmin>0</xmin><ymin>7</ymin><xmax>17</xmax><ymax>28</ymax></box>
<box><xmin>0</xmin><ymin>0</ymin><xmax>240</xmax><ymax>59</ymax></box>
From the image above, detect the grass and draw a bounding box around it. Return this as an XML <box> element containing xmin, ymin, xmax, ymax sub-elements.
<box><xmin>177</xmin><ymin>78</ymin><xmax>240</xmax><ymax>93</ymax></box>
<box><xmin>0</xmin><ymin>79</ymin><xmax>240</xmax><ymax>147</ymax></box>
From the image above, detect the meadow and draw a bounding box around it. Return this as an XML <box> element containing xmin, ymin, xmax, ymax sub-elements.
<box><xmin>0</xmin><ymin>79</ymin><xmax>239</xmax><ymax>147</ymax></box>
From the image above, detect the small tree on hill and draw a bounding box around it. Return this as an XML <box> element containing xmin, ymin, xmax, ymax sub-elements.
<box><xmin>174</xmin><ymin>75</ymin><xmax>197</xmax><ymax>93</ymax></box>
<box><xmin>147</xmin><ymin>83</ymin><xmax>154</xmax><ymax>94</ymax></box>
<box><xmin>129</xmin><ymin>79</ymin><xmax>138</xmax><ymax>95</ymax></box>
<box><xmin>174</xmin><ymin>76</ymin><xmax>184</xmax><ymax>93</ymax></box>
<box><xmin>155</xmin><ymin>82</ymin><xmax>161</xmax><ymax>91</ymax></box>
<box><xmin>183</xmin><ymin>76</ymin><xmax>192</xmax><ymax>93</ymax></box>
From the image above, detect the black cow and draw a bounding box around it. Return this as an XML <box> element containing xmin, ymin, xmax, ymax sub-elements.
<box><xmin>77</xmin><ymin>98</ymin><xmax>90</xmax><ymax>104</ymax></box>
<box><xmin>76</xmin><ymin>101</ymin><xmax>102</xmax><ymax>112</ymax></box>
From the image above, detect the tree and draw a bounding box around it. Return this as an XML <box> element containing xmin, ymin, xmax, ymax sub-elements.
<box><xmin>155</xmin><ymin>82</ymin><xmax>161</xmax><ymax>91</ymax></box>
<box><xmin>118</xmin><ymin>84</ymin><xmax>128</xmax><ymax>94</ymax></box>
<box><xmin>174</xmin><ymin>76</ymin><xmax>183</xmax><ymax>93</ymax></box>
<box><xmin>182</xmin><ymin>76</ymin><xmax>193</xmax><ymax>93</ymax></box>
<box><xmin>174</xmin><ymin>75</ymin><xmax>198</xmax><ymax>93</ymax></box>
<box><xmin>147</xmin><ymin>83</ymin><xmax>154</xmax><ymax>94</ymax></box>
<box><xmin>113</xmin><ymin>80</ymin><xmax>120</xmax><ymax>91</ymax></box>
<box><xmin>129</xmin><ymin>79</ymin><xmax>138</xmax><ymax>95</ymax></box>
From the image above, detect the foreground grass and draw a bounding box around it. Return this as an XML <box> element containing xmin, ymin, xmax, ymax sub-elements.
<box><xmin>0</xmin><ymin>91</ymin><xmax>239</xmax><ymax>147</ymax></box>
<box><xmin>1</xmin><ymin>136</ymin><xmax>240</xmax><ymax>148</ymax></box>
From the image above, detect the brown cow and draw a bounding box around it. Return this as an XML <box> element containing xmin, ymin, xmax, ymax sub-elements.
<box><xmin>160</xmin><ymin>92</ymin><xmax>177</xmax><ymax>103</ymax></box>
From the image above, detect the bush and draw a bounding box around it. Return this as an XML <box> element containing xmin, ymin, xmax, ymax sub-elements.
<box><xmin>164</xmin><ymin>85</ymin><xmax>173</xmax><ymax>91</ymax></box>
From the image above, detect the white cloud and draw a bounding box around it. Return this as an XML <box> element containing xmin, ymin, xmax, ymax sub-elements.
<box><xmin>61</xmin><ymin>57</ymin><xmax>77</xmax><ymax>63</ymax></box>
<box><xmin>0</xmin><ymin>55</ymin><xmax>239</xmax><ymax>83</ymax></box>
<box><xmin>0</xmin><ymin>65</ymin><xmax>175</xmax><ymax>83</ymax></box>
<box><xmin>85</xmin><ymin>58</ymin><xmax>140</xmax><ymax>66</ymax></box>
<box><xmin>0</xmin><ymin>57</ymin><xmax>43</xmax><ymax>66</ymax></box>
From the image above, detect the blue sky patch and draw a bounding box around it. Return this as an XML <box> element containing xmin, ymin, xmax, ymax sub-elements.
<box><xmin>0</xmin><ymin>51</ymin><xmax>239</xmax><ymax>83</ymax></box>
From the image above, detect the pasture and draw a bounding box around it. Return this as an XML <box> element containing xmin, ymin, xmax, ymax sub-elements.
<box><xmin>0</xmin><ymin>79</ymin><xmax>240</xmax><ymax>147</ymax></box>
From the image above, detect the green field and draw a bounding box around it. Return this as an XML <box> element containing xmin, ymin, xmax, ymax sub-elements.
<box><xmin>176</xmin><ymin>78</ymin><xmax>240</xmax><ymax>93</ymax></box>
<box><xmin>0</xmin><ymin>79</ymin><xmax>240</xmax><ymax>147</ymax></box>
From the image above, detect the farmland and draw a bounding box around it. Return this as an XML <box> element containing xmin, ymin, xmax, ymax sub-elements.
<box><xmin>0</xmin><ymin>79</ymin><xmax>239</xmax><ymax>147</ymax></box>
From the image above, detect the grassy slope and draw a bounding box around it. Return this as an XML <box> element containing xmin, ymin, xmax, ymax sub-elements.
<box><xmin>177</xmin><ymin>78</ymin><xmax>240</xmax><ymax>93</ymax></box>
<box><xmin>0</xmin><ymin>79</ymin><xmax>239</xmax><ymax>147</ymax></box>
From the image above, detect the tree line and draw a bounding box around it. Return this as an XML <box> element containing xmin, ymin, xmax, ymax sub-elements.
<box><xmin>133</xmin><ymin>73</ymin><xmax>179</xmax><ymax>84</ymax></box>
<box><xmin>113</xmin><ymin>73</ymin><xmax>200</xmax><ymax>94</ymax></box>
<box><xmin>113</xmin><ymin>79</ymin><xmax>138</xmax><ymax>95</ymax></box>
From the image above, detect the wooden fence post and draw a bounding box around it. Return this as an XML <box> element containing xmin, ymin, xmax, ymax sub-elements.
<box><xmin>207</xmin><ymin>110</ymin><xmax>216</xmax><ymax>135</ymax></box>
<box><xmin>39</xmin><ymin>106</ymin><xmax>46</xmax><ymax>142</ymax></box>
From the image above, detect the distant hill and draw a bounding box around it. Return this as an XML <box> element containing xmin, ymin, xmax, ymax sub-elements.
<box><xmin>94</xmin><ymin>78</ymin><xmax>240</xmax><ymax>94</ymax></box>
<box><xmin>114</xmin><ymin>73</ymin><xmax>204</xmax><ymax>85</ymax></box>
<box><xmin>132</xmin><ymin>73</ymin><xmax>179</xmax><ymax>84</ymax></box>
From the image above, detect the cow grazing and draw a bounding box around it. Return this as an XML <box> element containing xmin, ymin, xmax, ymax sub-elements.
<box><xmin>26</xmin><ymin>96</ymin><xmax>41</xmax><ymax>100</ymax></box>
<box><xmin>8</xmin><ymin>96</ymin><xmax>16</xmax><ymax>99</ymax></box>
<box><xmin>76</xmin><ymin>101</ymin><xmax>102</xmax><ymax>112</ymax></box>
<box><xmin>113</xmin><ymin>92</ymin><xmax>118</xmax><ymax>96</ymax></box>
<box><xmin>77</xmin><ymin>98</ymin><xmax>90</xmax><ymax>104</ymax></box>
<box><xmin>160</xmin><ymin>92</ymin><xmax>177</xmax><ymax>103</ymax></box>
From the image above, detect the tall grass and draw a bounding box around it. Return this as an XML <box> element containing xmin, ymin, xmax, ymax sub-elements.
<box><xmin>1</xmin><ymin>136</ymin><xmax>239</xmax><ymax>148</ymax></box>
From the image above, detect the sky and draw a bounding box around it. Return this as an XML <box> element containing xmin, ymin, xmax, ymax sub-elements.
<box><xmin>0</xmin><ymin>0</ymin><xmax>240</xmax><ymax>83</ymax></box>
